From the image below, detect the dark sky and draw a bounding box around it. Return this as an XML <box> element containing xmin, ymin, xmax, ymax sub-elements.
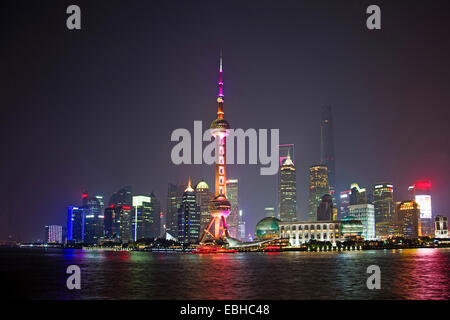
<box><xmin>1</xmin><ymin>0</ymin><xmax>449</xmax><ymax>241</ymax></box>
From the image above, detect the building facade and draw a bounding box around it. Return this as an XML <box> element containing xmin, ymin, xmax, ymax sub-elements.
<box><xmin>226</xmin><ymin>179</ymin><xmax>239</xmax><ymax>238</ymax></box>
<box><xmin>373</xmin><ymin>183</ymin><xmax>394</xmax><ymax>238</ymax></box>
<box><xmin>409</xmin><ymin>181</ymin><xmax>433</xmax><ymax>237</ymax></box>
<box><xmin>67</xmin><ymin>206</ymin><xmax>87</xmax><ymax>243</ymax></box>
<box><xmin>320</xmin><ymin>106</ymin><xmax>336</xmax><ymax>205</ymax></box>
<box><xmin>45</xmin><ymin>225</ymin><xmax>63</xmax><ymax>244</ymax></box>
<box><xmin>317</xmin><ymin>194</ymin><xmax>334</xmax><ymax>221</ymax></box>
<box><xmin>279</xmin><ymin>154</ymin><xmax>297</xmax><ymax>222</ymax></box>
<box><xmin>308</xmin><ymin>165</ymin><xmax>329</xmax><ymax>221</ymax></box>
<box><xmin>339</xmin><ymin>190</ymin><xmax>351</xmax><ymax>219</ymax></box>
<box><xmin>435</xmin><ymin>216</ymin><xmax>449</xmax><ymax>239</ymax></box>
<box><xmin>195</xmin><ymin>181</ymin><xmax>212</xmax><ymax>238</ymax></box>
<box><xmin>348</xmin><ymin>204</ymin><xmax>376</xmax><ymax>240</ymax></box>
<box><xmin>280</xmin><ymin>220</ymin><xmax>342</xmax><ymax>246</ymax></box>
<box><xmin>178</xmin><ymin>180</ymin><xmax>201</xmax><ymax>243</ymax></box>
<box><xmin>396</xmin><ymin>201</ymin><xmax>420</xmax><ymax>239</ymax></box>
<box><xmin>83</xmin><ymin>195</ymin><xmax>105</xmax><ymax>244</ymax></box>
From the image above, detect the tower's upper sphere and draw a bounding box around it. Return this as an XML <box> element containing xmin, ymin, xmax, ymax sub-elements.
<box><xmin>210</xmin><ymin>118</ymin><xmax>230</xmax><ymax>131</ymax></box>
<box><xmin>208</xmin><ymin>195</ymin><xmax>231</xmax><ymax>217</ymax></box>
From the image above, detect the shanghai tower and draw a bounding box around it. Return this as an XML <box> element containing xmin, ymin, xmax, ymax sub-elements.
<box><xmin>320</xmin><ymin>106</ymin><xmax>336</xmax><ymax>201</ymax></box>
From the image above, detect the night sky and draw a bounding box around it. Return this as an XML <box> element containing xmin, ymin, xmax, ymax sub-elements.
<box><xmin>1</xmin><ymin>0</ymin><xmax>449</xmax><ymax>241</ymax></box>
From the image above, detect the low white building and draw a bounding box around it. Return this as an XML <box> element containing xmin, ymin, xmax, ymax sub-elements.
<box><xmin>348</xmin><ymin>204</ymin><xmax>376</xmax><ymax>240</ymax></box>
<box><xmin>435</xmin><ymin>216</ymin><xmax>448</xmax><ymax>239</ymax></box>
<box><xmin>279</xmin><ymin>221</ymin><xmax>342</xmax><ymax>247</ymax></box>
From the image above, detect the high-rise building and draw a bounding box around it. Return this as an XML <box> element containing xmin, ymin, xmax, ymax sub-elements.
<box><xmin>104</xmin><ymin>186</ymin><xmax>133</xmax><ymax>242</ymax></box>
<box><xmin>320</xmin><ymin>106</ymin><xmax>336</xmax><ymax>204</ymax></box>
<box><xmin>44</xmin><ymin>225</ymin><xmax>63</xmax><ymax>244</ymax></box>
<box><xmin>348</xmin><ymin>204</ymin><xmax>376</xmax><ymax>240</ymax></box>
<box><xmin>199</xmin><ymin>52</ymin><xmax>232</xmax><ymax>242</ymax></box>
<box><xmin>67</xmin><ymin>206</ymin><xmax>87</xmax><ymax>243</ymax></box>
<box><xmin>132</xmin><ymin>195</ymin><xmax>159</xmax><ymax>241</ymax></box>
<box><xmin>166</xmin><ymin>182</ymin><xmax>184</xmax><ymax>238</ymax></box>
<box><xmin>350</xmin><ymin>183</ymin><xmax>367</xmax><ymax>205</ymax></box>
<box><xmin>178</xmin><ymin>179</ymin><xmax>201</xmax><ymax>243</ymax></box>
<box><xmin>308</xmin><ymin>165</ymin><xmax>328</xmax><ymax>221</ymax></box>
<box><xmin>395</xmin><ymin>201</ymin><xmax>420</xmax><ymax>239</ymax></box>
<box><xmin>408</xmin><ymin>181</ymin><xmax>433</xmax><ymax>237</ymax></box>
<box><xmin>339</xmin><ymin>190</ymin><xmax>351</xmax><ymax>219</ymax></box>
<box><xmin>277</xmin><ymin>144</ymin><xmax>295</xmax><ymax>218</ymax></box>
<box><xmin>149</xmin><ymin>192</ymin><xmax>161</xmax><ymax>238</ymax></box>
<box><xmin>317</xmin><ymin>194</ymin><xmax>334</xmax><ymax>221</ymax></box>
<box><xmin>238</xmin><ymin>209</ymin><xmax>246</xmax><ymax>241</ymax></box>
<box><xmin>279</xmin><ymin>154</ymin><xmax>297</xmax><ymax>222</ymax></box>
<box><xmin>264</xmin><ymin>207</ymin><xmax>276</xmax><ymax>218</ymax></box>
<box><xmin>226</xmin><ymin>179</ymin><xmax>239</xmax><ymax>238</ymax></box>
<box><xmin>83</xmin><ymin>194</ymin><xmax>105</xmax><ymax>244</ymax></box>
<box><xmin>195</xmin><ymin>181</ymin><xmax>212</xmax><ymax>237</ymax></box>
<box><xmin>373</xmin><ymin>183</ymin><xmax>394</xmax><ymax>238</ymax></box>
<box><xmin>435</xmin><ymin>216</ymin><xmax>448</xmax><ymax>239</ymax></box>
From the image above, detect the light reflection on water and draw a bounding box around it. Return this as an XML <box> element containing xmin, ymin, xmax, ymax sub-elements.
<box><xmin>1</xmin><ymin>248</ymin><xmax>449</xmax><ymax>299</ymax></box>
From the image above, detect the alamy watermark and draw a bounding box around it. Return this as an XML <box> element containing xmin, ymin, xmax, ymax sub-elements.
<box><xmin>170</xmin><ymin>121</ymin><xmax>280</xmax><ymax>175</ymax></box>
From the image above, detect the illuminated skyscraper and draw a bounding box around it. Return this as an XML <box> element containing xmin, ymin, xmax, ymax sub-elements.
<box><xmin>83</xmin><ymin>194</ymin><xmax>105</xmax><ymax>244</ymax></box>
<box><xmin>132</xmin><ymin>195</ymin><xmax>159</xmax><ymax>241</ymax></box>
<box><xmin>178</xmin><ymin>179</ymin><xmax>201</xmax><ymax>243</ymax></box>
<box><xmin>350</xmin><ymin>183</ymin><xmax>367</xmax><ymax>205</ymax></box>
<box><xmin>238</xmin><ymin>210</ymin><xmax>246</xmax><ymax>241</ymax></box>
<box><xmin>373</xmin><ymin>183</ymin><xmax>394</xmax><ymax>238</ymax></box>
<box><xmin>339</xmin><ymin>190</ymin><xmax>351</xmax><ymax>219</ymax></box>
<box><xmin>195</xmin><ymin>180</ymin><xmax>213</xmax><ymax>237</ymax></box>
<box><xmin>395</xmin><ymin>201</ymin><xmax>420</xmax><ymax>239</ymax></box>
<box><xmin>104</xmin><ymin>186</ymin><xmax>133</xmax><ymax>242</ymax></box>
<box><xmin>44</xmin><ymin>225</ymin><xmax>63</xmax><ymax>244</ymax></box>
<box><xmin>279</xmin><ymin>154</ymin><xmax>297</xmax><ymax>222</ymax></box>
<box><xmin>200</xmin><ymin>52</ymin><xmax>232</xmax><ymax>242</ymax></box>
<box><xmin>308</xmin><ymin>165</ymin><xmax>329</xmax><ymax>221</ymax></box>
<box><xmin>408</xmin><ymin>181</ymin><xmax>433</xmax><ymax>237</ymax></box>
<box><xmin>226</xmin><ymin>179</ymin><xmax>239</xmax><ymax>238</ymax></box>
<box><xmin>320</xmin><ymin>106</ymin><xmax>336</xmax><ymax>204</ymax></box>
<box><xmin>67</xmin><ymin>206</ymin><xmax>86</xmax><ymax>243</ymax></box>
<box><xmin>166</xmin><ymin>182</ymin><xmax>184</xmax><ymax>238</ymax></box>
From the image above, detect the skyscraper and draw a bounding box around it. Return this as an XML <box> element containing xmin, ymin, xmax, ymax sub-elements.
<box><xmin>395</xmin><ymin>201</ymin><xmax>420</xmax><ymax>239</ymax></box>
<box><xmin>339</xmin><ymin>190</ymin><xmax>351</xmax><ymax>219</ymax></box>
<box><xmin>279</xmin><ymin>154</ymin><xmax>297</xmax><ymax>222</ymax></box>
<box><xmin>317</xmin><ymin>194</ymin><xmax>334</xmax><ymax>221</ymax></box>
<box><xmin>195</xmin><ymin>180</ymin><xmax>213</xmax><ymax>237</ymax></box>
<box><xmin>226</xmin><ymin>179</ymin><xmax>239</xmax><ymax>238</ymax></box>
<box><xmin>348</xmin><ymin>204</ymin><xmax>376</xmax><ymax>240</ymax></box>
<box><xmin>308</xmin><ymin>165</ymin><xmax>329</xmax><ymax>221</ymax></box>
<box><xmin>408</xmin><ymin>181</ymin><xmax>433</xmax><ymax>237</ymax></box>
<box><xmin>104</xmin><ymin>186</ymin><xmax>133</xmax><ymax>242</ymax></box>
<box><xmin>238</xmin><ymin>209</ymin><xmax>246</xmax><ymax>241</ymax></box>
<box><xmin>264</xmin><ymin>207</ymin><xmax>276</xmax><ymax>218</ymax></box>
<box><xmin>238</xmin><ymin>210</ymin><xmax>245</xmax><ymax>241</ymax></box>
<box><xmin>178</xmin><ymin>179</ymin><xmax>201</xmax><ymax>243</ymax></box>
<box><xmin>67</xmin><ymin>206</ymin><xmax>86</xmax><ymax>243</ymax></box>
<box><xmin>132</xmin><ymin>195</ymin><xmax>161</xmax><ymax>241</ymax></box>
<box><xmin>200</xmin><ymin>52</ymin><xmax>232</xmax><ymax>242</ymax></box>
<box><xmin>349</xmin><ymin>183</ymin><xmax>367</xmax><ymax>205</ymax></box>
<box><xmin>44</xmin><ymin>225</ymin><xmax>63</xmax><ymax>244</ymax></box>
<box><xmin>373</xmin><ymin>183</ymin><xmax>394</xmax><ymax>238</ymax></box>
<box><xmin>320</xmin><ymin>106</ymin><xmax>336</xmax><ymax>203</ymax></box>
<box><xmin>83</xmin><ymin>194</ymin><xmax>105</xmax><ymax>244</ymax></box>
<box><xmin>166</xmin><ymin>182</ymin><xmax>184</xmax><ymax>238</ymax></box>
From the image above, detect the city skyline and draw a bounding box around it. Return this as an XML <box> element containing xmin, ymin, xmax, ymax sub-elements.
<box><xmin>2</xmin><ymin>1</ymin><xmax>450</xmax><ymax>242</ymax></box>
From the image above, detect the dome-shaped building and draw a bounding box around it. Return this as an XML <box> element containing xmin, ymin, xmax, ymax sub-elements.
<box><xmin>255</xmin><ymin>217</ymin><xmax>281</xmax><ymax>240</ymax></box>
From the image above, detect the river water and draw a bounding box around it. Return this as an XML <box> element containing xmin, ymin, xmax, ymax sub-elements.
<box><xmin>1</xmin><ymin>248</ymin><xmax>449</xmax><ymax>299</ymax></box>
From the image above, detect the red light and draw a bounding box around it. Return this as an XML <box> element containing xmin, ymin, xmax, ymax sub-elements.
<box><xmin>414</xmin><ymin>181</ymin><xmax>432</xmax><ymax>189</ymax></box>
<box><xmin>122</xmin><ymin>206</ymin><xmax>131</xmax><ymax>210</ymax></box>
<box><xmin>109</xmin><ymin>205</ymin><xmax>115</xmax><ymax>208</ymax></box>
<box><xmin>82</xmin><ymin>193</ymin><xmax>88</xmax><ymax>198</ymax></box>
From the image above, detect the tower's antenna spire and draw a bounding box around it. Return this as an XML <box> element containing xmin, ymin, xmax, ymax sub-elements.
<box><xmin>217</xmin><ymin>49</ymin><xmax>224</xmax><ymax>118</ymax></box>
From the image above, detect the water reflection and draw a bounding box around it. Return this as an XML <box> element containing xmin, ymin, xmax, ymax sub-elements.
<box><xmin>1</xmin><ymin>248</ymin><xmax>449</xmax><ymax>299</ymax></box>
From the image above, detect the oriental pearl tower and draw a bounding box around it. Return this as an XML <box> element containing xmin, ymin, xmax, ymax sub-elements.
<box><xmin>199</xmin><ymin>51</ymin><xmax>232</xmax><ymax>243</ymax></box>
